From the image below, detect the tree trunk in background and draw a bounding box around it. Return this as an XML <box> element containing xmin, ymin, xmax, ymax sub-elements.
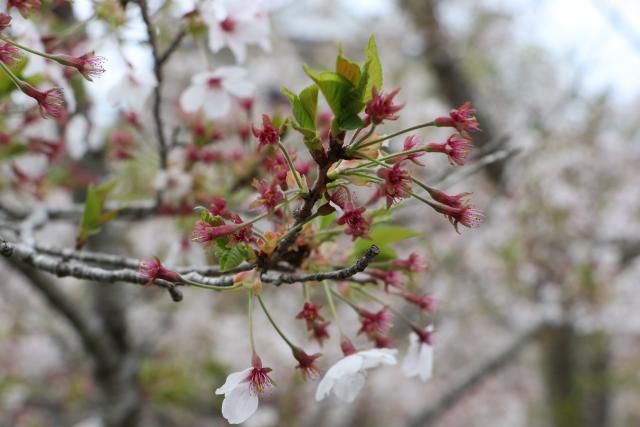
<box><xmin>401</xmin><ymin>0</ymin><xmax>503</xmax><ymax>184</ymax></box>
<box><xmin>541</xmin><ymin>324</ymin><xmax>610</xmax><ymax>427</ymax></box>
<box><xmin>88</xmin><ymin>223</ymin><xmax>143</xmax><ymax>427</ymax></box>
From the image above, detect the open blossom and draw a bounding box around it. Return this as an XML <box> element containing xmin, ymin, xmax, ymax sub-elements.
<box><xmin>215</xmin><ymin>353</ymin><xmax>273</xmax><ymax>424</ymax></box>
<box><xmin>376</xmin><ymin>162</ymin><xmax>412</xmax><ymax>208</ymax></box>
<box><xmin>336</xmin><ymin>202</ymin><xmax>371</xmax><ymax>240</ymax></box>
<box><xmin>20</xmin><ymin>83</ymin><xmax>66</xmax><ymax>120</ymax></box>
<box><xmin>432</xmin><ymin>203</ymin><xmax>484</xmax><ymax>233</ymax></box>
<box><xmin>358</xmin><ymin>308</ymin><xmax>393</xmax><ymax>336</ymax></box>
<box><xmin>364</xmin><ymin>86</ymin><xmax>403</xmax><ymax>125</ymax></box>
<box><xmin>203</xmin><ymin>0</ymin><xmax>271</xmax><ymax>63</ymax></box>
<box><xmin>435</xmin><ymin>101</ymin><xmax>480</xmax><ymax>135</ymax></box>
<box><xmin>0</xmin><ymin>42</ymin><xmax>20</xmax><ymax>65</ymax></box>
<box><xmin>138</xmin><ymin>257</ymin><xmax>183</xmax><ymax>287</ymax></box>
<box><xmin>0</xmin><ymin>13</ymin><xmax>11</xmax><ymax>31</ymax></box>
<box><xmin>180</xmin><ymin>67</ymin><xmax>254</xmax><ymax>119</ymax></box>
<box><xmin>394</xmin><ymin>253</ymin><xmax>428</xmax><ymax>273</ymax></box>
<box><xmin>427</xmin><ymin>134</ymin><xmax>473</xmax><ymax>166</ymax></box>
<box><xmin>315</xmin><ymin>348</ymin><xmax>397</xmax><ymax>402</ymax></box>
<box><xmin>252</xmin><ymin>114</ymin><xmax>280</xmax><ymax>149</ymax></box>
<box><xmin>52</xmin><ymin>52</ymin><xmax>105</xmax><ymax>81</ymax></box>
<box><xmin>292</xmin><ymin>347</ymin><xmax>321</xmax><ymax>380</ymax></box>
<box><xmin>402</xmin><ymin>326</ymin><xmax>434</xmax><ymax>382</ymax></box>
<box><xmin>108</xmin><ymin>68</ymin><xmax>157</xmax><ymax>112</ymax></box>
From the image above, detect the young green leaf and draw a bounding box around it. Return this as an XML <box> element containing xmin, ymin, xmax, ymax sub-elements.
<box><xmin>76</xmin><ymin>181</ymin><xmax>118</xmax><ymax>247</ymax></box>
<box><xmin>363</xmin><ymin>35</ymin><xmax>383</xmax><ymax>103</ymax></box>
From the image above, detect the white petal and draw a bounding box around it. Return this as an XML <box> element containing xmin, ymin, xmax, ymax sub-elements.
<box><xmin>202</xmin><ymin>89</ymin><xmax>232</xmax><ymax>119</ymax></box>
<box><xmin>191</xmin><ymin>70</ymin><xmax>217</xmax><ymax>85</ymax></box>
<box><xmin>215</xmin><ymin>368</ymin><xmax>252</xmax><ymax>395</ymax></box>
<box><xmin>207</xmin><ymin>27</ymin><xmax>226</xmax><ymax>53</ymax></box>
<box><xmin>221</xmin><ymin>382</ymin><xmax>259</xmax><ymax>424</ymax></box>
<box><xmin>227</xmin><ymin>37</ymin><xmax>248</xmax><ymax>63</ymax></box>
<box><xmin>332</xmin><ymin>372</ymin><xmax>366</xmax><ymax>403</ymax></box>
<box><xmin>402</xmin><ymin>335</ymin><xmax>421</xmax><ymax>378</ymax></box>
<box><xmin>225</xmin><ymin>78</ymin><xmax>255</xmax><ymax>98</ymax></box>
<box><xmin>324</xmin><ymin>354</ymin><xmax>363</xmax><ymax>379</ymax></box>
<box><xmin>315</xmin><ymin>375</ymin><xmax>335</xmax><ymax>402</ymax></box>
<box><xmin>358</xmin><ymin>348</ymin><xmax>398</xmax><ymax>369</ymax></box>
<box><xmin>180</xmin><ymin>85</ymin><xmax>206</xmax><ymax>113</ymax></box>
<box><xmin>65</xmin><ymin>115</ymin><xmax>89</xmax><ymax>160</ymax></box>
<box><xmin>417</xmin><ymin>344</ymin><xmax>433</xmax><ymax>382</ymax></box>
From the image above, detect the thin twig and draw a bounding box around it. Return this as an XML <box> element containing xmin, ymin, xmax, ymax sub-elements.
<box><xmin>262</xmin><ymin>245</ymin><xmax>380</xmax><ymax>286</ymax></box>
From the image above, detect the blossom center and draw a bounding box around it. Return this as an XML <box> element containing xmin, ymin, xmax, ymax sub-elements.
<box><xmin>207</xmin><ymin>77</ymin><xmax>223</xmax><ymax>89</ymax></box>
<box><xmin>220</xmin><ymin>17</ymin><xmax>236</xmax><ymax>32</ymax></box>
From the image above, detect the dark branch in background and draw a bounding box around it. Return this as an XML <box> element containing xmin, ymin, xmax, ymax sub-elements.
<box><xmin>405</xmin><ymin>322</ymin><xmax>547</xmax><ymax>427</ymax></box>
<box><xmin>158</xmin><ymin>27</ymin><xmax>187</xmax><ymax>66</ymax></box>
<box><xmin>262</xmin><ymin>245</ymin><xmax>380</xmax><ymax>286</ymax></box>
<box><xmin>138</xmin><ymin>0</ymin><xmax>168</xmax><ymax>170</ymax></box>
<box><xmin>402</xmin><ymin>0</ymin><xmax>505</xmax><ymax>183</ymax></box>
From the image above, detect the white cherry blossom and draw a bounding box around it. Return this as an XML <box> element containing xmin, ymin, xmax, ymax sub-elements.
<box><xmin>179</xmin><ymin>66</ymin><xmax>254</xmax><ymax>119</ymax></box>
<box><xmin>402</xmin><ymin>326</ymin><xmax>434</xmax><ymax>382</ymax></box>
<box><xmin>215</xmin><ymin>356</ymin><xmax>273</xmax><ymax>425</ymax></box>
<box><xmin>315</xmin><ymin>348</ymin><xmax>397</xmax><ymax>403</ymax></box>
<box><xmin>202</xmin><ymin>0</ymin><xmax>271</xmax><ymax>63</ymax></box>
<box><xmin>107</xmin><ymin>68</ymin><xmax>157</xmax><ymax>112</ymax></box>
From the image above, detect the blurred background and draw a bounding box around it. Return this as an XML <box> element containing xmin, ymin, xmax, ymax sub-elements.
<box><xmin>1</xmin><ymin>0</ymin><xmax>640</xmax><ymax>426</ymax></box>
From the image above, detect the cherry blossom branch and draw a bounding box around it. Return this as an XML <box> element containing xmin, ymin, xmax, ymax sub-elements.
<box><xmin>261</xmin><ymin>245</ymin><xmax>380</xmax><ymax>286</ymax></box>
<box><xmin>1</xmin><ymin>239</ymin><xmax>381</xmax><ymax>292</ymax></box>
<box><xmin>404</xmin><ymin>322</ymin><xmax>547</xmax><ymax>427</ymax></box>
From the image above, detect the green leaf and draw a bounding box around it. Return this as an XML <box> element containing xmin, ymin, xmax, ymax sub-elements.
<box><xmin>350</xmin><ymin>225</ymin><xmax>419</xmax><ymax>262</ymax></box>
<box><xmin>76</xmin><ymin>181</ymin><xmax>118</xmax><ymax>247</ymax></box>
<box><xmin>363</xmin><ymin>35</ymin><xmax>383</xmax><ymax>103</ymax></box>
<box><xmin>336</xmin><ymin>45</ymin><xmax>361</xmax><ymax>86</ymax></box>
<box><xmin>318</xmin><ymin>211</ymin><xmax>337</xmax><ymax>229</ymax></box>
<box><xmin>281</xmin><ymin>85</ymin><xmax>317</xmax><ymax>134</ymax></box>
<box><xmin>303</xmin><ymin>66</ymin><xmax>365</xmax><ymax>130</ymax></box>
<box><xmin>215</xmin><ymin>243</ymin><xmax>250</xmax><ymax>272</ymax></box>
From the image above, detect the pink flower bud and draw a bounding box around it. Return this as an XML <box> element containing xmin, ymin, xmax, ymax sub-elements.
<box><xmin>20</xmin><ymin>83</ymin><xmax>66</xmax><ymax>120</ymax></box>
<box><xmin>292</xmin><ymin>347</ymin><xmax>321</xmax><ymax>380</ymax></box>
<box><xmin>427</xmin><ymin>134</ymin><xmax>473</xmax><ymax>166</ymax></box>
<box><xmin>0</xmin><ymin>42</ymin><xmax>20</xmax><ymax>65</ymax></box>
<box><xmin>252</xmin><ymin>114</ymin><xmax>280</xmax><ymax>149</ymax></box>
<box><xmin>138</xmin><ymin>256</ymin><xmax>183</xmax><ymax>287</ymax></box>
<box><xmin>364</xmin><ymin>86</ymin><xmax>404</xmax><ymax>125</ymax></box>
<box><xmin>435</xmin><ymin>101</ymin><xmax>481</xmax><ymax>135</ymax></box>
<box><xmin>376</xmin><ymin>162</ymin><xmax>411</xmax><ymax>208</ymax></box>
<box><xmin>52</xmin><ymin>51</ymin><xmax>105</xmax><ymax>81</ymax></box>
<box><xmin>0</xmin><ymin>13</ymin><xmax>12</xmax><ymax>31</ymax></box>
<box><xmin>7</xmin><ymin>0</ymin><xmax>41</xmax><ymax>17</ymax></box>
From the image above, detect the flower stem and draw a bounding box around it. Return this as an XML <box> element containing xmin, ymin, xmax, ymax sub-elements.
<box><xmin>278</xmin><ymin>142</ymin><xmax>306</xmax><ymax>194</ymax></box>
<box><xmin>257</xmin><ymin>294</ymin><xmax>296</xmax><ymax>349</ymax></box>
<box><xmin>349</xmin><ymin>121</ymin><xmax>435</xmax><ymax>153</ymax></box>
<box><xmin>0</xmin><ymin>35</ymin><xmax>59</xmax><ymax>62</ymax></box>
<box><xmin>248</xmin><ymin>291</ymin><xmax>256</xmax><ymax>353</ymax></box>
<box><xmin>322</xmin><ymin>281</ymin><xmax>345</xmax><ymax>335</ymax></box>
<box><xmin>0</xmin><ymin>61</ymin><xmax>24</xmax><ymax>90</ymax></box>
